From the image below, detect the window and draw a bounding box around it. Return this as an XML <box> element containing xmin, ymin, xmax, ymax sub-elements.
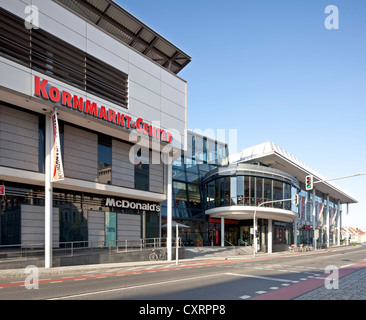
<box><xmin>244</xmin><ymin>177</ymin><xmax>250</xmax><ymax>205</ymax></box>
<box><xmin>256</xmin><ymin>178</ymin><xmax>263</xmax><ymax>206</ymax></box>
<box><xmin>237</xmin><ymin>176</ymin><xmax>244</xmax><ymax>205</ymax></box>
<box><xmin>98</xmin><ymin>134</ymin><xmax>112</xmax><ymax>185</ymax></box>
<box><xmin>206</xmin><ymin>180</ymin><xmax>216</xmax><ymax>209</ymax></box>
<box><xmin>264</xmin><ymin>179</ymin><xmax>272</xmax><ymax>205</ymax></box>
<box><xmin>135</xmin><ymin>148</ymin><xmax>149</xmax><ymax>191</ymax></box>
<box><xmin>284</xmin><ymin>183</ymin><xmax>291</xmax><ymax>210</ymax></box>
<box><xmin>230</xmin><ymin>177</ymin><xmax>237</xmax><ymax>205</ymax></box>
<box><xmin>38</xmin><ymin>115</ymin><xmax>45</xmax><ymax>173</ymax></box>
<box><xmin>273</xmin><ymin>180</ymin><xmax>283</xmax><ymax>208</ymax></box>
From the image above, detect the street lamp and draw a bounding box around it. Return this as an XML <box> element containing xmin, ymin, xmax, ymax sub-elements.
<box><xmin>253</xmin><ymin>196</ymin><xmax>298</xmax><ymax>258</ymax></box>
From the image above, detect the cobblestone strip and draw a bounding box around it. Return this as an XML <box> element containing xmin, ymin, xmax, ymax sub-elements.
<box><xmin>296</xmin><ymin>267</ymin><xmax>366</xmax><ymax>300</ymax></box>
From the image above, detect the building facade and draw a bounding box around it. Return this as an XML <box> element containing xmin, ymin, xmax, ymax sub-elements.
<box><xmin>0</xmin><ymin>0</ymin><xmax>190</xmax><ymax>256</ymax></box>
<box><xmin>165</xmin><ymin>140</ymin><xmax>357</xmax><ymax>253</ymax></box>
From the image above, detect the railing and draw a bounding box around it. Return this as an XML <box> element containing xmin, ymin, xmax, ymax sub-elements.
<box><xmin>224</xmin><ymin>240</ymin><xmax>235</xmax><ymax>255</ymax></box>
<box><xmin>0</xmin><ymin>238</ymin><xmax>167</xmax><ymax>259</ymax></box>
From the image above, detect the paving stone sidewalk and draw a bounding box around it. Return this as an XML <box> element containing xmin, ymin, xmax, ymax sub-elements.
<box><xmin>296</xmin><ymin>267</ymin><xmax>366</xmax><ymax>300</ymax></box>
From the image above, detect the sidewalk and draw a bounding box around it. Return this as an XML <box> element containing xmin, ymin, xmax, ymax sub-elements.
<box><xmin>295</xmin><ymin>265</ymin><xmax>366</xmax><ymax>300</ymax></box>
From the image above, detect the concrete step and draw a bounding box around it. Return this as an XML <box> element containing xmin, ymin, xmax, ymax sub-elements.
<box><xmin>184</xmin><ymin>246</ymin><xmax>253</xmax><ymax>258</ymax></box>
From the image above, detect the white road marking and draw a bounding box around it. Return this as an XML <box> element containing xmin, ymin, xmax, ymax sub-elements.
<box><xmin>255</xmin><ymin>291</ymin><xmax>267</xmax><ymax>294</ymax></box>
<box><xmin>225</xmin><ymin>273</ymin><xmax>295</xmax><ymax>283</ymax></box>
<box><xmin>239</xmin><ymin>295</ymin><xmax>251</xmax><ymax>300</ymax></box>
<box><xmin>48</xmin><ymin>273</ymin><xmax>221</xmax><ymax>300</ymax></box>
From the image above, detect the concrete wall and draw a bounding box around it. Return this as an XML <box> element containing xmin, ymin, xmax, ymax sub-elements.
<box><xmin>63</xmin><ymin>125</ymin><xmax>98</xmax><ymax>182</ymax></box>
<box><xmin>21</xmin><ymin>205</ymin><xmax>59</xmax><ymax>247</ymax></box>
<box><xmin>0</xmin><ymin>105</ymin><xmax>39</xmax><ymax>172</ymax></box>
<box><xmin>88</xmin><ymin>211</ymin><xmax>141</xmax><ymax>247</ymax></box>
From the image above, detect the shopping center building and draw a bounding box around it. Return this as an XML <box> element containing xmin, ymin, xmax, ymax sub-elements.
<box><xmin>0</xmin><ymin>0</ymin><xmax>358</xmax><ymax>265</ymax></box>
<box><xmin>162</xmin><ymin>137</ymin><xmax>357</xmax><ymax>253</ymax></box>
<box><xmin>0</xmin><ymin>0</ymin><xmax>190</xmax><ymax>264</ymax></box>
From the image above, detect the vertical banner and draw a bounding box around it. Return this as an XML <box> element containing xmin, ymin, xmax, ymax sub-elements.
<box><xmin>105</xmin><ymin>212</ymin><xmax>117</xmax><ymax>247</ymax></box>
<box><xmin>318</xmin><ymin>203</ymin><xmax>324</xmax><ymax>223</ymax></box>
<box><xmin>332</xmin><ymin>208</ymin><xmax>337</xmax><ymax>225</ymax></box>
<box><xmin>51</xmin><ymin>110</ymin><xmax>64</xmax><ymax>182</ymax></box>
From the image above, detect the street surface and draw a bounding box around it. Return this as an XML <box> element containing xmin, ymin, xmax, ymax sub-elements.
<box><xmin>0</xmin><ymin>244</ymin><xmax>365</xmax><ymax>302</ymax></box>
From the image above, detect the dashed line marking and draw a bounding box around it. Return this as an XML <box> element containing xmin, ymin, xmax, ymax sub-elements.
<box><xmin>255</xmin><ymin>291</ymin><xmax>267</xmax><ymax>295</ymax></box>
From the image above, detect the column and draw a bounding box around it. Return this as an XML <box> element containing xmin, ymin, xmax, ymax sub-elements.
<box><xmin>45</xmin><ymin>112</ymin><xmax>53</xmax><ymax>268</ymax></box>
<box><xmin>312</xmin><ymin>189</ymin><xmax>316</xmax><ymax>249</ymax></box>
<box><xmin>167</xmin><ymin>162</ymin><xmax>172</xmax><ymax>261</ymax></box>
<box><xmin>337</xmin><ymin>200</ymin><xmax>341</xmax><ymax>246</ymax></box>
<box><xmin>346</xmin><ymin>203</ymin><xmax>349</xmax><ymax>245</ymax></box>
<box><xmin>253</xmin><ymin>216</ymin><xmax>258</xmax><ymax>253</ymax></box>
<box><xmin>326</xmin><ymin>194</ymin><xmax>330</xmax><ymax>248</ymax></box>
<box><xmin>294</xmin><ymin>220</ymin><xmax>297</xmax><ymax>246</ymax></box>
<box><xmin>267</xmin><ymin>219</ymin><xmax>272</xmax><ymax>254</ymax></box>
<box><xmin>221</xmin><ymin>216</ymin><xmax>225</xmax><ymax>247</ymax></box>
<box><xmin>142</xmin><ymin>210</ymin><xmax>146</xmax><ymax>240</ymax></box>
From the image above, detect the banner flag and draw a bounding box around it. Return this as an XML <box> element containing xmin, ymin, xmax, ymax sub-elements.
<box><xmin>332</xmin><ymin>208</ymin><xmax>338</xmax><ymax>225</ymax></box>
<box><xmin>318</xmin><ymin>203</ymin><xmax>324</xmax><ymax>223</ymax></box>
<box><xmin>51</xmin><ymin>110</ymin><xmax>64</xmax><ymax>182</ymax></box>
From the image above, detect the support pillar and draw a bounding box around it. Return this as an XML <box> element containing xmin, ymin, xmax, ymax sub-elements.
<box><xmin>267</xmin><ymin>219</ymin><xmax>272</xmax><ymax>254</ymax></box>
<box><xmin>45</xmin><ymin>112</ymin><xmax>53</xmax><ymax>268</ymax></box>
<box><xmin>312</xmin><ymin>189</ymin><xmax>316</xmax><ymax>249</ymax></box>
<box><xmin>167</xmin><ymin>161</ymin><xmax>172</xmax><ymax>261</ymax></box>
<box><xmin>326</xmin><ymin>194</ymin><xmax>330</xmax><ymax>248</ymax></box>
<box><xmin>337</xmin><ymin>200</ymin><xmax>341</xmax><ymax>246</ymax></box>
<box><xmin>221</xmin><ymin>216</ymin><xmax>225</xmax><ymax>247</ymax></box>
<box><xmin>294</xmin><ymin>220</ymin><xmax>297</xmax><ymax>246</ymax></box>
<box><xmin>346</xmin><ymin>203</ymin><xmax>349</xmax><ymax>245</ymax></box>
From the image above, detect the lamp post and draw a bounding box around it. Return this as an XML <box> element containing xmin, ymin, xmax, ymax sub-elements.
<box><xmin>253</xmin><ymin>196</ymin><xmax>297</xmax><ymax>258</ymax></box>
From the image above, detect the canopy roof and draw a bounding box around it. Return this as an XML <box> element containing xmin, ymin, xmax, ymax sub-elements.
<box><xmin>55</xmin><ymin>0</ymin><xmax>191</xmax><ymax>74</ymax></box>
<box><xmin>229</xmin><ymin>142</ymin><xmax>357</xmax><ymax>204</ymax></box>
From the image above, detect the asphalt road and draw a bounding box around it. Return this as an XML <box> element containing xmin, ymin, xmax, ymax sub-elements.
<box><xmin>0</xmin><ymin>245</ymin><xmax>365</xmax><ymax>302</ymax></box>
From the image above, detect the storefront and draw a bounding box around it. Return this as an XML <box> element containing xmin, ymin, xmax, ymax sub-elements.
<box><xmin>0</xmin><ymin>181</ymin><xmax>160</xmax><ymax>247</ymax></box>
<box><xmin>200</xmin><ymin>142</ymin><xmax>357</xmax><ymax>252</ymax></box>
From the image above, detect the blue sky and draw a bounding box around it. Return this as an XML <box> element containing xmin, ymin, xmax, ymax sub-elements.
<box><xmin>117</xmin><ymin>0</ymin><xmax>366</xmax><ymax>229</ymax></box>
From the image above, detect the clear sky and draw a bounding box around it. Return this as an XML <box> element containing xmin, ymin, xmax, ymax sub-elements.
<box><xmin>117</xmin><ymin>0</ymin><xmax>366</xmax><ymax>230</ymax></box>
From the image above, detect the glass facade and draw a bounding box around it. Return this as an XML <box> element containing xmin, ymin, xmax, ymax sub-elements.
<box><xmin>203</xmin><ymin>167</ymin><xmax>299</xmax><ymax>212</ymax></box>
<box><xmin>160</xmin><ymin>132</ymin><xmax>228</xmax><ymax>245</ymax></box>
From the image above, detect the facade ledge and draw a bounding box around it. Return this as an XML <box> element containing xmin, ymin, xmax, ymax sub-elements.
<box><xmin>205</xmin><ymin>205</ymin><xmax>298</xmax><ymax>223</ymax></box>
<box><xmin>0</xmin><ymin>166</ymin><xmax>166</xmax><ymax>203</ymax></box>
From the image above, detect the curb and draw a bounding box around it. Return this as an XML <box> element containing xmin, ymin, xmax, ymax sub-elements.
<box><xmin>0</xmin><ymin>244</ymin><xmax>359</xmax><ymax>280</ymax></box>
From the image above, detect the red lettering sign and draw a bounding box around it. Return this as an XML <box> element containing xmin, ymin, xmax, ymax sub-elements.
<box><xmin>209</xmin><ymin>218</ymin><xmax>239</xmax><ymax>225</ymax></box>
<box><xmin>0</xmin><ymin>185</ymin><xmax>5</xmax><ymax>196</ymax></box>
<box><xmin>34</xmin><ymin>76</ymin><xmax>173</xmax><ymax>143</ymax></box>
